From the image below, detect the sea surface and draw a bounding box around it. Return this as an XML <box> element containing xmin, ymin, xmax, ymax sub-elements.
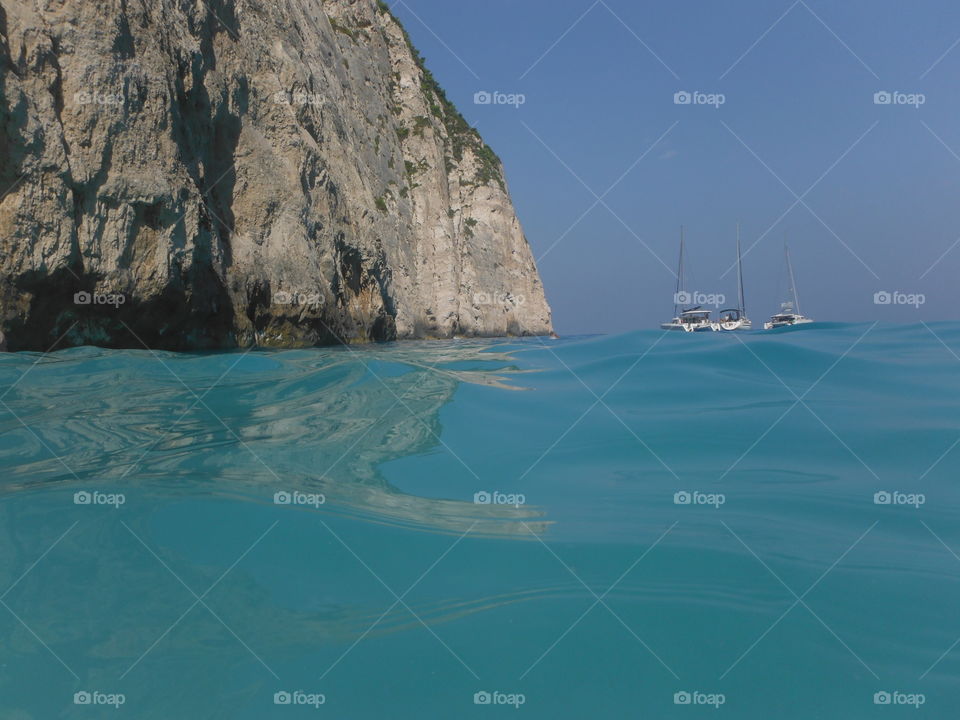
<box><xmin>0</xmin><ymin>323</ymin><xmax>958</xmax><ymax>718</ymax></box>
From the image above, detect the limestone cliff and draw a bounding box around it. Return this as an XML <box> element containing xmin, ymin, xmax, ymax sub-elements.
<box><xmin>0</xmin><ymin>0</ymin><xmax>552</xmax><ymax>350</ymax></box>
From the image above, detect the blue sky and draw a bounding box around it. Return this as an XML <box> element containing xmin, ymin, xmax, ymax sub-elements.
<box><xmin>388</xmin><ymin>0</ymin><xmax>960</xmax><ymax>335</ymax></box>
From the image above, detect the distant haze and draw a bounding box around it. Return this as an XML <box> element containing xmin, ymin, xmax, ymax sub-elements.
<box><xmin>394</xmin><ymin>0</ymin><xmax>960</xmax><ymax>334</ymax></box>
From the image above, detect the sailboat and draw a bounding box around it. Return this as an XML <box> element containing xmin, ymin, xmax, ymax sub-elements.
<box><xmin>764</xmin><ymin>243</ymin><xmax>814</xmax><ymax>329</ymax></box>
<box><xmin>714</xmin><ymin>222</ymin><xmax>752</xmax><ymax>331</ymax></box>
<box><xmin>660</xmin><ymin>226</ymin><xmax>713</xmax><ymax>332</ymax></box>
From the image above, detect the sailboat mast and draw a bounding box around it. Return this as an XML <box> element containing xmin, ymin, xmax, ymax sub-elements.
<box><xmin>736</xmin><ymin>222</ymin><xmax>745</xmax><ymax>316</ymax></box>
<box><xmin>786</xmin><ymin>243</ymin><xmax>801</xmax><ymax>314</ymax></box>
<box><xmin>674</xmin><ymin>225</ymin><xmax>684</xmax><ymax>316</ymax></box>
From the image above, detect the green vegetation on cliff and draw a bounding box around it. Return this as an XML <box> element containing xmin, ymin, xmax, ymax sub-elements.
<box><xmin>377</xmin><ymin>2</ymin><xmax>506</xmax><ymax>191</ymax></box>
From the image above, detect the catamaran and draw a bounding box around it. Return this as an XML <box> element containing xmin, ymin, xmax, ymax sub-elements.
<box><xmin>764</xmin><ymin>244</ymin><xmax>814</xmax><ymax>330</ymax></box>
<box><xmin>714</xmin><ymin>223</ymin><xmax>752</xmax><ymax>331</ymax></box>
<box><xmin>661</xmin><ymin>227</ymin><xmax>713</xmax><ymax>332</ymax></box>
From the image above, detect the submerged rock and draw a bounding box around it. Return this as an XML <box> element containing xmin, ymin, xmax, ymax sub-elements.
<box><xmin>0</xmin><ymin>0</ymin><xmax>552</xmax><ymax>351</ymax></box>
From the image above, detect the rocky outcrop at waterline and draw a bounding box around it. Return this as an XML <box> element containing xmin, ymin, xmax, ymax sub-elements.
<box><xmin>0</xmin><ymin>0</ymin><xmax>552</xmax><ymax>351</ymax></box>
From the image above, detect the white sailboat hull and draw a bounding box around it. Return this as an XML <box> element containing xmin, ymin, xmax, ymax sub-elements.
<box><xmin>715</xmin><ymin>318</ymin><xmax>752</xmax><ymax>332</ymax></box>
<box><xmin>763</xmin><ymin>315</ymin><xmax>813</xmax><ymax>330</ymax></box>
<box><xmin>661</xmin><ymin>320</ymin><xmax>713</xmax><ymax>332</ymax></box>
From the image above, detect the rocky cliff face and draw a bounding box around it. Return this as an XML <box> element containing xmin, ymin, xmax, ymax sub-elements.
<box><xmin>0</xmin><ymin>0</ymin><xmax>552</xmax><ymax>351</ymax></box>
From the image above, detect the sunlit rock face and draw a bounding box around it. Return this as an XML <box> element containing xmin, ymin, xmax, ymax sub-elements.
<box><xmin>0</xmin><ymin>0</ymin><xmax>552</xmax><ymax>350</ymax></box>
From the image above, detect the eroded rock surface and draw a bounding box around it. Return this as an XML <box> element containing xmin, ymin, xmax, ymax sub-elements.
<box><xmin>0</xmin><ymin>0</ymin><xmax>552</xmax><ymax>350</ymax></box>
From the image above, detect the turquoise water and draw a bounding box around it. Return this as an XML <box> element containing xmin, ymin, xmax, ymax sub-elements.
<box><xmin>1</xmin><ymin>323</ymin><xmax>958</xmax><ymax>718</ymax></box>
